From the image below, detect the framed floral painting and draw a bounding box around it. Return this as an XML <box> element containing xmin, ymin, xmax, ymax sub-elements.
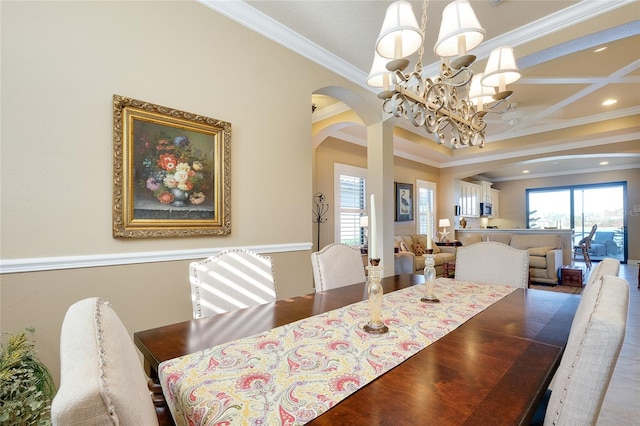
<box><xmin>112</xmin><ymin>95</ymin><xmax>231</xmax><ymax>238</ymax></box>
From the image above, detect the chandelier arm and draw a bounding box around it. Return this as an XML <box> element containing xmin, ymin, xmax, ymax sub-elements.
<box><xmin>483</xmin><ymin>99</ymin><xmax>512</xmax><ymax>114</ymax></box>
<box><xmin>411</xmin><ymin>92</ymin><xmax>484</xmax><ymax>132</ymax></box>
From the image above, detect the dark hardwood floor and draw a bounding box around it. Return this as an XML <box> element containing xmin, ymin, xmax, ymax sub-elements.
<box><xmin>597</xmin><ymin>262</ymin><xmax>639</xmax><ymax>424</ymax></box>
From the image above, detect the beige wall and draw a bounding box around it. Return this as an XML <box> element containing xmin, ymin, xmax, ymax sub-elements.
<box><xmin>0</xmin><ymin>1</ymin><xmax>379</xmax><ymax>384</ymax></box>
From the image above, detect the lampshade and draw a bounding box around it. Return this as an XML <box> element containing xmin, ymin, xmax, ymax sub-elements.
<box><xmin>482</xmin><ymin>46</ymin><xmax>521</xmax><ymax>91</ymax></box>
<box><xmin>439</xmin><ymin>218</ymin><xmax>451</xmax><ymax>227</ymax></box>
<box><xmin>366</xmin><ymin>53</ymin><xmax>394</xmax><ymax>89</ymax></box>
<box><xmin>434</xmin><ymin>0</ymin><xmax>485</xmax><ymax>57</ymax></box>
<box><xmin>468</xmin><ymin>73</ymin><xmax>495</xmax><ymax>110</ymax></box>
<box><xmin>375</xmin><ymin>0</ymin><xmax>423</xmax><ymax>59</ymax></box>
<box><xmin>360</xmin><ymin>216</ymin><xmax>369</xmax><ymax>227</ymax></box>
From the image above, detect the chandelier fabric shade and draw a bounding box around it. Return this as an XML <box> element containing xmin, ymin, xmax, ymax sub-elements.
<box><xmin>375</xmin><ymin>0</ymin><xmax>423</xmax><ymax>59</ymax></box>
<box><xmin>482</xmin><ymin>46</ymin><xmax>521</xmax><ymax>92</ymax></box>
<box><xmin>366</xmin><ymin>53</ymin><xmax>394</xmax><ymax>89</ymax></box>
<box><xmin>469</xmin><ymin>73</ymin><xmax>496</xmax><ymax>111</ymax></box>
<box><xmin>434</xmin><ymin>0</ymin><xmax>485</xmax><ymax>57</ymax></box>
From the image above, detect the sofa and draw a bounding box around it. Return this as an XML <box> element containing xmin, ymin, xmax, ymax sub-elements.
<box><xmin>394</xmin><ymin>234</ymin><xmax>456</xmax><ymax>277</ymax></box>
<box><xmin>458</xmin><ymin>233</ymin><xmax>563</xmax><ymax>284</ymax></box>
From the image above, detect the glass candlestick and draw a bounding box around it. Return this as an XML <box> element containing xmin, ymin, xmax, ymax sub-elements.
<box><xmin>363</xmin><ymin>259</ymin><xmax>389</xmax><ymax>334</ymax></box>
<box><xmin>421</xmin><ymin>254</ymin><xmax>440</xmax><ymax>303</ymax></box>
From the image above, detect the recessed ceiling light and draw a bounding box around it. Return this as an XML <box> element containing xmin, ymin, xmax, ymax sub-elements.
<box><xmin>602</xmin><ymin>99</ymin><xmax>617</xmax><ymax>106</ymax></box>
<box><xmin>594</xmin><ymin>46</ymin><xmax>607</xmax><ymax>53</ymax></box>
<box><xmin>600</xmin><ymin>161</ymin><xmax>609</xmax><ymax>165</ymax></box>
<box><xmin>522</xmin><ymin>170</ymin><xmax>530</xmax><ymax>174</ymax></box>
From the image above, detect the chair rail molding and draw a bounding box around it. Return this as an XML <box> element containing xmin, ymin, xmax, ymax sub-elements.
<box><xmin>0</xmin><ymin>242</ymin><xmax>313</xmax><ymax>274</ymax></box>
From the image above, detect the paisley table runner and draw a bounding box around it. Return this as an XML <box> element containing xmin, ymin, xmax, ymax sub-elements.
<box><xmin>159</xmin><ymin>280</ymin><xmax>516</xmax><ymax>425</ymax></box>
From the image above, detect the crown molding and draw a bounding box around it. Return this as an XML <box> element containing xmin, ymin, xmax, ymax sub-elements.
<box><xmin>196</xmin><ymin>0</ymin><xmax>368</xmax><ymax>88</ymax></box>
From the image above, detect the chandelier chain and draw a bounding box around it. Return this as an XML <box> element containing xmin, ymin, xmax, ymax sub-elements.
<box><xmin>414</xmin><ymin>0</ymin><xmax>429</xmax><ymax>72</ymax></box>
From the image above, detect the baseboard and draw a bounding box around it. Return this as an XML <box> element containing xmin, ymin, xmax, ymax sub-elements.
<box><xmin>0</xmin><ymin>242</ymin><xmax>313</xmax><ymax>274</ymax></box>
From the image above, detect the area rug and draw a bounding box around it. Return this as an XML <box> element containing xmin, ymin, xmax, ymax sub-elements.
<box><xmin>530</xmin><ymin>284</ymin><xmax>583</xmax><ymax>295</ymax></box>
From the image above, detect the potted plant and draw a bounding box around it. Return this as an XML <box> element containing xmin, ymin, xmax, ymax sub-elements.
<box><xmin>0</xmin><ymin>327</ymin><xmax>55</xmax><ymax>425</ymax></box>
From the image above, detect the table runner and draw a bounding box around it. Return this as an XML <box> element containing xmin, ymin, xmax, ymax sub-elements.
<box><xmin>159</xmin><ymin>280</ymin><xmax>516</xmax><ymax>425</ymax></box>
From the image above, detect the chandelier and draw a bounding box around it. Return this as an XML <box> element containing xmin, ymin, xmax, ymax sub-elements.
<box><xmin>366</xmin><ymin>0</ymin><xmax>521</xmax><ymax>148</ymax></box>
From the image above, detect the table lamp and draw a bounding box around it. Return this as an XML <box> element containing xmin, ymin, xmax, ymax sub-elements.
<box><xmin>439</xmin><ymin>218</ymin><xmax>451</xmax><ymax>242</ymax></box>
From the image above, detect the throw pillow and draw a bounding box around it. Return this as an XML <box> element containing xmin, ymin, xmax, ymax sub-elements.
<box><xmin>528</xmin><ymin>246</ymin><xmax>555</xmax><ymax>257</ymax></box>
<box><xmin>412</xmin><ymin>242</ymin><xmax>426</xmax><ymax>256</ymax></box>
<box><xmin>399</xmin><ymin>241</ymin><xmax>410</xmax><ymax>252</ymax></box>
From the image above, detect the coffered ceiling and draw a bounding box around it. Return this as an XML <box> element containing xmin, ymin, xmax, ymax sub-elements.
<box><xmin>199</xmin><ymin>0</ymin><xmax>640</xmax><ymax>180</ymax></box>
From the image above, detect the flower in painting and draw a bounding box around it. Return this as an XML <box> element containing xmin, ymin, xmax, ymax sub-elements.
<box><xmin>192</xmin><ymin>161</ymin><xmax>203</xmax><ymax>171</ymax></box>
<box><xmin>173</xmin><ymin>169</ymin><xmax>190</xmax><ymax>184</ymax></box>
<box><xmin>157</xmin><ymin>153</ymin><xmax>178</xmax><ymax>171</ymax></box>
<box><xmin>178</xmin><ymin>180</ymin><xmax>194</xmax><ymax>191</ymax></box>
<box><xmin>174</xmin><ymin>135</ymin><xmax>190</xmax><ymax>147</ymax></box>
<box><xmin>157</xmin><ymin>191</ymin><xmax>174</xmax><ymax>204</ymax></box>
<box><xmin>190</xmin><ymin>192</ymin><xmax>205</xmax><ymax>205</ymax></box>
<box><xmin>146</xmin><ymin>177</ymin><xmax>161</xmax><ymax>191</ymax></box>
<box><xmin>163</xmin><ymin>175</ymin><xmax>178</xmax><ymax>189</ymax></box>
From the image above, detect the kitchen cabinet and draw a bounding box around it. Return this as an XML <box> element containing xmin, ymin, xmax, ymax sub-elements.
<box><xmin>459</xmin><ymin>181</ymin><xmax>481</xmax><ymax>217</ymax></box>
<box><xmin>491</xmin><ymin>188</ymin><xmax>500</xmax><ymax>218</ymax></box>
<box><xmin>474</xmin><ymin>180</ymin><xmax>493</xmax><ymax>203</ymax></box>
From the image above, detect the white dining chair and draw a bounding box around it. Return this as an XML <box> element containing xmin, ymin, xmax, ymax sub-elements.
<box><xmin>189</xmin><ymin>249</ymin><xmax>277</xmax><ymax>319</ymax></box>
<box><xmin>455</xmin><ymin>241</ymin><xmax>530</xmax><ymax>288</ymax></box>
<box><xmin>543</xmin><ymin>274</ymin><xmax>629</xmax><ymax>425</ymax></box>
<box><xmin>51</xmin><ymin>298</ymin><xmax>158</xmax><ymax>426</ymax></box>
<box><xmin>311</xmin><ymin>243</ymin><xmax>366</xmax><ymax>291</ymax></box>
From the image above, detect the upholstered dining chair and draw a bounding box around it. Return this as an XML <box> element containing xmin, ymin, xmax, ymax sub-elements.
<box><xmin>311</xmin><ymin>243</ymin><xmax>366</xmax><ymax>291</ymax></box>
<box><xmin>455</xmin><ymin>241</ymin><xmax>530</xmax><ymax>288</ymax></box>
<box><xmin>542</xmin><ymin>274</ymin><xmax>629</xmax><ymax>425</ymax></box>
<box><xmin>51</xmin><ymin>297</ymin><xmax>158</xmax><ymax>425</ymax></box>
<box><xmin>573</xmin><ymin>224</ymin><xmax>597</xmax><ymax>269</ymax></box>
<box><xmin>585</xmin><ymin>257</ymin><xmax>620</xmax><ymax>286</ymax></box>
<box><xmin>189</xmin><ymin>249</ymin><xmax>277</xmax><ymax>319</ymax></box>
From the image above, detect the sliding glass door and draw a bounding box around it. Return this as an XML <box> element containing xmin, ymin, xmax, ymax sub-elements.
<box><xmin>526</xmin><ymin>182</ymin><xmax>626</xmax><ymax>264</ymax></box>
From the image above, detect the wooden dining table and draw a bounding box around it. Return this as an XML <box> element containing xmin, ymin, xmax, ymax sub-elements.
<box><xmin>134</xmin><ymin>274</ymin><xmax>580</xmax><ymax>425</ymax></box>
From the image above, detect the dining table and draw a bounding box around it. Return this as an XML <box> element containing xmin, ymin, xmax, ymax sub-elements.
<box><xmin>134</xmin><ymin>274</ymin><xmax>580</xmax><ymax>426</ymax></box>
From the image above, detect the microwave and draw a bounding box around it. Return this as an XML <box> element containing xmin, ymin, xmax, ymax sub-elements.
<box><xmin>480</xmin><ymin>202</ymin><xmax>492</xmax><ymax>216</ymax></box>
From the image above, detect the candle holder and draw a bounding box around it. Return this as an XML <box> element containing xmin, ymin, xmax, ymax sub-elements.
<box><xmin>421</xmin><ymin>254</ymin><xmax>440</xmax><ymax>303</ymax></box>
<box><xmin>363</xmin><ymin>259</ymin><xmax>389</xmax><ymax>334</ymax></box>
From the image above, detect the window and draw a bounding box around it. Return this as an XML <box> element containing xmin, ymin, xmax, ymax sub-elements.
<box><xmin>527</xmin><ymin>188</ymin><xmax>571</xmax><ymax>229</ymax></box>
<box><xmin>526</xmin><ymin>182</ymin><xmax>626</xmax><ymax>263</ymax></box>
<box><xmin>334</xmin><ymin>163</ymin><xmax>367</xmax><ymax>246</ymax></box>
<box><xmin>416</xmin><ymin>180</ymin><xmax>436</xmax><ymax>240</ymax></box>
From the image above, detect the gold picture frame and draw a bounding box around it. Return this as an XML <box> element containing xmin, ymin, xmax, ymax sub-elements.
<box><xmin>112</xmin><ymin>95</ymin><xmax>231</xmax><ymax>238</ymax></box>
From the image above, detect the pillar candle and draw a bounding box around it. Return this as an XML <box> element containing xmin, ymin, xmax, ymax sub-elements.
<box><xmin>370</xmin><ymin>194</ymin><xmax>377</xmax><ymax>259</ymax></box>
<box><xmin>427</xmin><ymin>235</ymin><xmax>432</xmax><ymax>250</ymax></box>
